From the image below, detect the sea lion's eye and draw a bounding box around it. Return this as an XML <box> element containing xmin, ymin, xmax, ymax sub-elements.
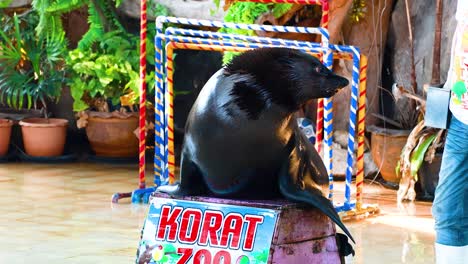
<box><xmin>314</xmin><ymin>66</ymin><xmax>327</xmax><ymax>75</ymax></box>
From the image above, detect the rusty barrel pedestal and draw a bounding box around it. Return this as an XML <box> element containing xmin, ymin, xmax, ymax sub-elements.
<box><xmin>138</xmin><ymin>193</ymin><xmax>342</xmax><ymax>264</ymax></box>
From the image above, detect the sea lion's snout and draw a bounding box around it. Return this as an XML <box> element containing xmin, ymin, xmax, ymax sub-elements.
<box><xmin>293</xmin><ymin>53</ymin><xmax>350</xmax><ymax>99</ymax></box>
<box><xmin>335</xmin><ymin>74</ymin><xmax>350</xmax><ymax>88</ymax></box>
<box><xmin>327</xmin><ymin>72</ymin><xmax>349</xmax><ymax>87</ymax></box>
<box><xmin>319</xmin><ymin>73</ymin><xmax>349</xmax><ymax>98</ymax></box>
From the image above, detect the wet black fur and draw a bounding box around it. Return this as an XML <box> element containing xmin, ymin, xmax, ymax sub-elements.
<box><xmin>230</xmin><ymin>81</ymin><xmax>267</xmax><ymax>120</ymax></box>
<box><xmin>224</xmin><ymin>48</ymin><xmax>345</xmax><ymax>115</ymax></box>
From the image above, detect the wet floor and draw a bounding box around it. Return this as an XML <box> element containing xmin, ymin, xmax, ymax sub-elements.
<box><xmin>0</xmin><ymin>163</ymin><xmax>435</xmax><ymax>263</ymax></box>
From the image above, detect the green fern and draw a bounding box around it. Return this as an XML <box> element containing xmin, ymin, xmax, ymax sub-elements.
<box><xmin>31</xmin><ymin>0</ymin><xmax>71</xmax><ymax>63</ymax></box>
<box><xmin>98</xmin><ymin>0</ymin><xmax>125</xmax><ymax>32</ymax></box>
<box><xmin>220</xmin><ymin>2</ymin><xmax>293</xmax><ymax>64</ymax></box>
<box><xmin>78</xmin><ymin>3</ymin><xmax>105</xmax><ymax>50</ymax></box>
<box><xmin>47</xmin><ymin>0</ymin><xmax>84</xmax><ymax>13</ymax></box>
<box><xmin>77</xmin><ymin>0</ymin><xmax>127</xmax><ymax>50</ymax></box>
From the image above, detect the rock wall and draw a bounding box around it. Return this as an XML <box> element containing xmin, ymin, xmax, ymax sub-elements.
<box><xmin>119</xmin><ymin>0</ymin><xmax>225</xmax><ymax>21</ymax></box>
<box><xmin>388</xmin><ymin>0</ymin><xmax>457</xmax><ymax>94</ymax></box>
<box><xmin>341</xmin><ymin>0</ymin><xmax>395</xmax><ymax>128</ymax></box>
<box><xmin>5</xmin><ymin>0</ymin><xmax>31</xmax><ymax>8</ymax></box>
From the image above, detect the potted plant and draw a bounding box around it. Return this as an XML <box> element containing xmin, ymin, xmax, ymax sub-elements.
<box><xmin>371</xmin><ymin>73</ymin><xmax>443</xmax><ymax>203</ymax></box>
<box><xmin>392</xmin><ymin>80</ymin><xmax>446</xmax><ymax>202</ymax></box>
<box><xmin>367</xmin><ymin>102</ymin><xmax>415</xmax><ymax>186</ymax></box>
<box><xmin>396</xmin><ymin>118</ymin><xmax>444</xmax><ymax>202</ymax></box>
<box><xmin>56</xmin><ymin>0</ymin><xmax>160</xmax><ymax>158</ymax></box>
<box><xmin>68</xmin><ymin>29</ymin><xmax>145</xmax><ymax>157</ymax></box>
<box><xmin>0</xmin><ymin>11</ymin><xmax>68</xmax><ymax>157</ymax></box>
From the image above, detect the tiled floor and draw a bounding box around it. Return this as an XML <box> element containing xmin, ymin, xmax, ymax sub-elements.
<box><xmin>0</xmin><ymin>162</ymin><xmax>435</xmax><ymax>263</ymax></box>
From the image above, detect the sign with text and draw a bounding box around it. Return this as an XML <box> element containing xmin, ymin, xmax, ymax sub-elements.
<box><xmin>137</xmin><ymin>198</ymin><xmax>278</xmax><ymax>264</ymax></box>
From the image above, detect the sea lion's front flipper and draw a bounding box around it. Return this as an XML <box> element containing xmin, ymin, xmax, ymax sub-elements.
<box><xmin>155</xmin><ymin>150</ymin><xmax>207</xmax><ymax>197</ymax></box>
<box><xmin>294</xmin><ymin>125</ymin><xmax>330</xmax><ymax>185</ymax></box>
<box><xmin>278</xmin><ymin>138</ymin><xmax>355</xmax><ymax>244</ymax></box>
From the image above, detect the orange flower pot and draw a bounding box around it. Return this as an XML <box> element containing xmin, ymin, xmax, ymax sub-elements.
<box><xmin>0</xmin><ymin>119</ymin><xmax>13</xmax><ymax>156</ymax></box>
<box><xmin>368</xmin><ymin>125</ymin><xmax>411</xmax><ymax>184</ymax></box>
<box><xmin>19</xmin><ymin>118</ymin><xmax>68</xmax><ymax>157</ymax></box>
<box><xmin>85</xmin><ymin>115</ymin><xmax>139</xmax><ymax>157</ymax></box>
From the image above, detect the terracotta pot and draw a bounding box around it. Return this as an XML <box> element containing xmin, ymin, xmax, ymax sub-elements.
<box><xmin>368</xmin><ymin>125</ymin><xmax>411</xmax><ymax>184</ymax></box>
<box><xmin>0</xmin><ymin>119</ymin><xmax>13</xmax><ymax>156</ymax></box>
<box><xmin>86</xmin><ymin>115</ymin><xmax>139</xmax><ymax>157</ymax></box>
<box><xmin>19</xmin><ymin>118</ymin><xmax>68</xmax><ymax>157</ymax></box>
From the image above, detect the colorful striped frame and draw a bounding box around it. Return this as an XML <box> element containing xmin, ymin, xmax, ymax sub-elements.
<box><xmin>154</xmin><ymin>21</ymin><xmax>370</xmax><ymax>213</ymax></box>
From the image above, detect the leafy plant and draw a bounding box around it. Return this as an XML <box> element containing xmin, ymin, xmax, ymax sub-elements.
<box><xmin>222</xmin><ymin>3</ymin><xmax>271</xmax><ymax>36</ymax></box>
<box><xmin>396</xmin><ymin>129</ymin><xmax>442</xmax><ymax>181</ymax></box>
<box><xmin>0</xmin><ymin>0</ymin><xmax>13</xmax><ymax>8</ymax></box>
<box><xmin>217</xmin><ymin>1</ymin><xmax>293</xmax><ymax>64</ymax></box>
<box><xmin>0</xmin><ymin>10</ymin><xmax>67</xmax><ymax>116</ymax></box>
<box><xmin>67</xmin><ymin>31</ymin><xmax>142</xmax><ymax>112</ymax></box>
<box><xmin>44</xmin><ymin>0</ymin><xmax>158</xmax><ymax>113</ymax></box>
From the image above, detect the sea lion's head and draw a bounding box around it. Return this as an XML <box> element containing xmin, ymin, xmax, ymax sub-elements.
<box><xmin>224</xmin><ymin>48</ymin><xmax>349</xmax><ymax>111</ymax></box>
<box><xmin>285</xmin><ymin>49</ymin><xmax>349</xmax><ymax>99</ymax></box>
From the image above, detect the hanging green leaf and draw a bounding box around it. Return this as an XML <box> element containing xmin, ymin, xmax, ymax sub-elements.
<box><xmin>409</xmin><ymin>133</ymin><xmax>437</xmax><ymax>181</ymax></box>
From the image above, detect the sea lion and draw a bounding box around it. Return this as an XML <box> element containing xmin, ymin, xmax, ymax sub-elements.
<box><xmin>156</xmin><ymin>47</ymin><xmax>354</xmax><ymax>243</ymax></box>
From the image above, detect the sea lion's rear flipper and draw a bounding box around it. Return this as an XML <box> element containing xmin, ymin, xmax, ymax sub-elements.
<box><xmin>278</xmin><ymin>138</ymin><xmax>355</xmax><ymax>244</ymax></box>
<box><xmin>155</xmin><ymin>150</ymin><xmax>207</xmax><ymax>197</ymax></box>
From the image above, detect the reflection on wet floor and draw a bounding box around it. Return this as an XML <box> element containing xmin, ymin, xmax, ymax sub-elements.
<box><xmin>0</xmin><ymin>163</ymin><xmax>435</xmax><ymax>263</ymax></box>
